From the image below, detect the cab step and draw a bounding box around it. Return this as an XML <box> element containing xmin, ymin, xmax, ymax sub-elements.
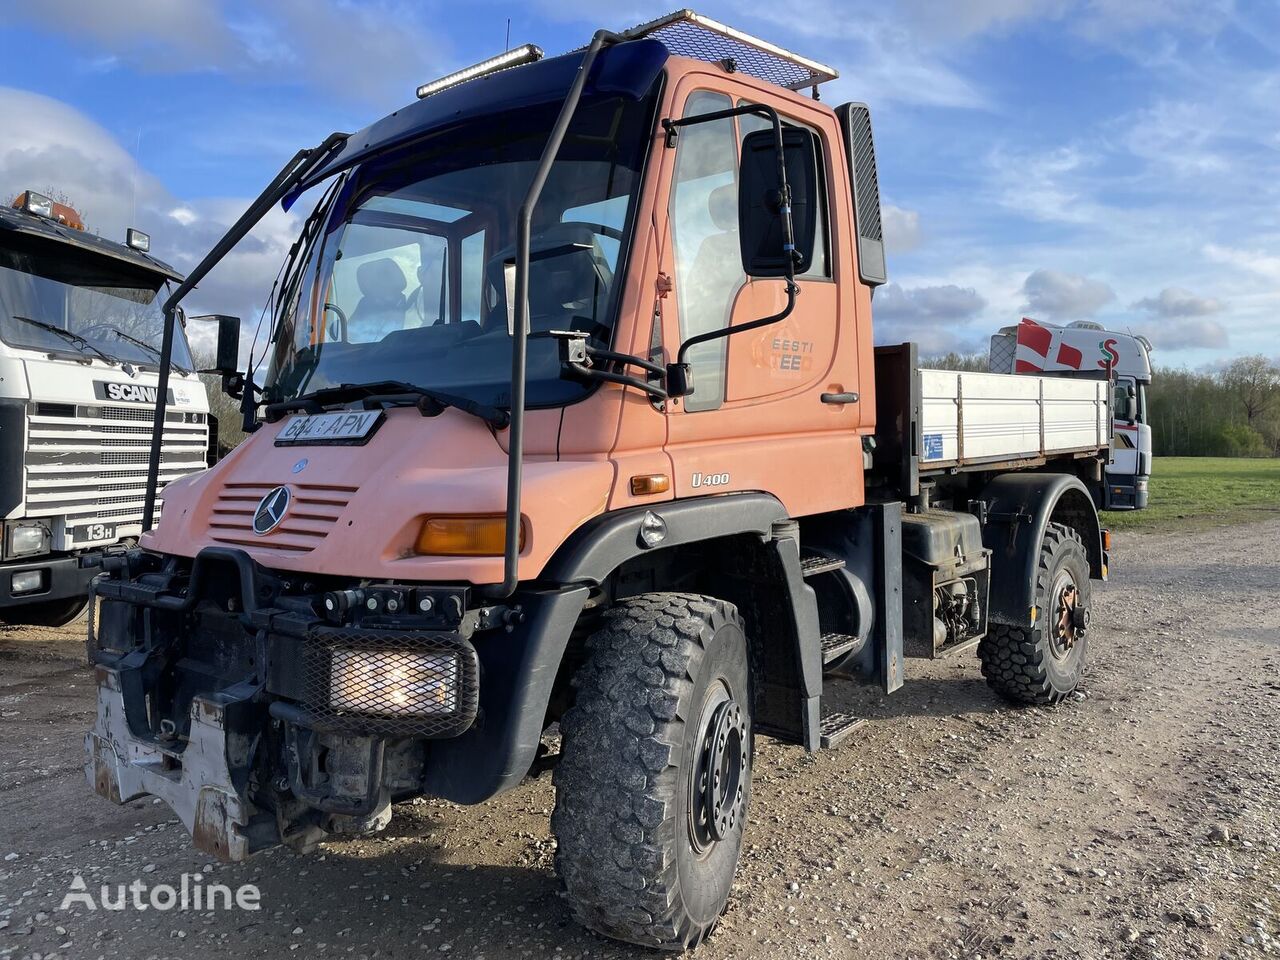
<box><xmin>800</xmin><ymin>554</ymin><xmax>845</xmax><ymax>577</ymax></box>
<box><xmin>819</xmin><ymin>711</ymin><xmax>866</xmax><ymax>748</ymax></box>
<box><xmin>820</xmin><ymin>631</ymin><xmax>860</xmax><ymax>665</ymax></box>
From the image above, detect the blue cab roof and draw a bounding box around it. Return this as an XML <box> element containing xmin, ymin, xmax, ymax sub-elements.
<box><xmin>284</xmin><ymin>39</ymin><xmax>669</xmax><ymax>210</ymax></box>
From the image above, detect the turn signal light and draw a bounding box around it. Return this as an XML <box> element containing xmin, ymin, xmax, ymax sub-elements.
<box><xmin>415</xmin><ymin>515</ymin><xmax>524</xmax><ymax>556</ymax></box>
<box><xmin>1101</xmin><ymin>529</ymin><xmax>1112</xmax><ymax>551</ymax></box>
<box><xmin>630</xmin><ymin>474</ymin><xmax>670</xmax><ymax>496</ymax></box>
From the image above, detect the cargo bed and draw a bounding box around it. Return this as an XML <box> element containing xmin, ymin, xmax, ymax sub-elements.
<box><xmin>872</xmin><ymin>344</ymin><xmax>1111</xmax><ymax>496</ymax></box>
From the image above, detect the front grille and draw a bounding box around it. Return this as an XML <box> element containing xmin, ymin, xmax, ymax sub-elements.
<box><xmin>299</xmin><ymin>626</ymin><xmax>479</xmax><ymax>738</ymax></box>
<box><xmin>24</xmin><ymin>405</ymin><xmax>208</xmax><ymax>526</ymax></box>
<box><xmin>208</xmin><ymin>482</ymin><xmax>358</xmax><ymax>554</ymax></box>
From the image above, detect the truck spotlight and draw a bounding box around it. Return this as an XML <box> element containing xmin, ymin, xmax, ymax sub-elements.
<box><xmin>328</xmin><ymin>648</ymin><xmax>459</xmax><ymax>716</ymax></box>
<box><xmin>414</xmin><ymin>515</ymin><xmax>524</xmax><ymax>556</ymax></box>
<box><xmin>17</xmin><ymin>191</ymin><xmax>53</xmax><ymax>219</ymax></box>
<box><xmin>126</xmin><ymin>228</ymin><xmax>151</xmax><ymax>252</ymax></box>
<box><xmin>6</xmin><ymin>521</ymin><xmax>51</xmax><ymax>559</ymax></box>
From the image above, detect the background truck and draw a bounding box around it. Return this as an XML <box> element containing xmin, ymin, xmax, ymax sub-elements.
<box><xmin>0</xmin><ymin>191</ymin><xmax>211</xmax><ymax>625</ymax></box>
<box><xmin>86</xmin><ymin>12</ymin><xmax>1113</xmax><ymax>951</ymax></box>
<box><xmin>991</xmin><ymin>317</ymin><xmax>1152</xmax><ymax>509</ymax></box>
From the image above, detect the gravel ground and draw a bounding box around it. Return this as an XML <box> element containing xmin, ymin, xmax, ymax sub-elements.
<box><xmin>1</xmin><ymin>517</ymin><xmax>1277</xmax><ymax>960</ymax></box>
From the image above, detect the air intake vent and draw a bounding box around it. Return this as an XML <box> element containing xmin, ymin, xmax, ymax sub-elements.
<box><xmin>836</xmin><ymin>102</ymin><xmax>886</xmax><ymax>286</ymax></box>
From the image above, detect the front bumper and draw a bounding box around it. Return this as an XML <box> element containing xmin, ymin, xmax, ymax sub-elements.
<box><xmin>84</xmin><ymin>546</ymin><xmax>590</xmax><ymax>859</ymax></box>
<box><xmin>0</xmin><ymin>552</ymin><xmax>96</xmax><ymax>610</ymax></box>
<box><xmin>87</xmin><ymin>667</ymin><xmax>256</xmax><ymax>860</ymax></box>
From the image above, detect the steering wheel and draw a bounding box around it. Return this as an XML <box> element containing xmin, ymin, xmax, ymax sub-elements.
<box><xmin>322</xmin><ymin>302</ymin><xmax>348</xmax><ymax>341</ymax></box>
<box><xmin>562</xmin><ymin>221</ymin><xmax>624</xmax><ymax>242</ymax></box>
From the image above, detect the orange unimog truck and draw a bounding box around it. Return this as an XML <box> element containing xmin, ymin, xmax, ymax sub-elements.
<box><xmin>86</xmin><ymin>13</ymin><xmax>1113</xmax><ymax>950</ymax></box>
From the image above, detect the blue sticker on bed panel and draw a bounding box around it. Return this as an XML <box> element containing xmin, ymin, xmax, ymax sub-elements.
<box><xmin>922</xmin><ymin>433</ymin><xmax>943</xmax><ymax>460</ymax></box>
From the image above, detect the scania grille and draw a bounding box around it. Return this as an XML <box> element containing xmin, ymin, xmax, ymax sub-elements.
<box><xmin>25</xmin><ymin>405</ymin><xmax>208</xmax><ymax>525</ymax></box>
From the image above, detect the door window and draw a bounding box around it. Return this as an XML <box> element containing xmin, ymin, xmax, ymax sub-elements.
<box><xmin>739</xmin><ymin>109</ymin><xmax>830</xmax><ymax>279</ymax></box>
<box><xmin>670</xmin><ymin>91</ymin><xmax>742</xmax><ymax>412</ymax></box>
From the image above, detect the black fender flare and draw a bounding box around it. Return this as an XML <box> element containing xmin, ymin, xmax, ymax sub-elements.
<box><xmin>542</xmin><ymin>491</ymin><xmax>790</xmax><ymax>584</ymax></box>
<box><xmin>427</xmin><ymin>492</ymin><xmax>826</xmax><ymax>801</ymax></box>
<box><xmin>980</xmin><ymin>472</ymin><xmax>1105</xmax><ymax>629</ymax></box>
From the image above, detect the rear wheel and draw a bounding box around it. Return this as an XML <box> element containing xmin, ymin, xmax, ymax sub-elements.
<box><xmin>979</xmin><ymin>522</ymin><xmax>1091</xmax><ymax>704</ymax></box>
<box><xmin>1</xmin><ymin>597</ymin><xmax>89</xmax><ymax>628</ymax></box>
<box><xmin>552</xmin><ymin>593</ymin><xmax>752</xmax><ymax>950</ymax></box>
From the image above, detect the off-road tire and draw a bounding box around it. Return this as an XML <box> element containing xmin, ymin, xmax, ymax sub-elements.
<box><xmin>0</xmin><ymin>597</ymin><xmax>89</xmax><ymax>628</ymax></box>
<box><xmin>552</xmin><ymin>593</ymin><xmax>752</xmax><ymax>950</ymax></box>
<box><xmin>979</xmin><ymin>522</ymin><xmax>1090</xmax><ymax>704</ymax></box>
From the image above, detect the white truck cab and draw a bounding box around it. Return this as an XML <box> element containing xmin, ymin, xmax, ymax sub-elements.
<box><xmin>990</xmin><ymin>318</ymin><xmax>1152</xmax><ymax>510</ymax></box>
<box><xmin>0</xmin><ymin>191</ymin><xmax>211</xmax><ymax>625</ymax></box>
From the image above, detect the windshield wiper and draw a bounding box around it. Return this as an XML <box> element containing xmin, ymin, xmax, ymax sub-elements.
<box><xmin>10</xmin><ymin>315</ymin><xmax>120</xmax><ymax>366</ymax></box>
<box><xmin>95</xmin><ymin>324</ymin><xmax>193</xmax><ymax>375</ymax></box>
<box><xmin>266</xmin><ymin>380</ymin><xmax>510</xmax><ymax>429</ymax></box>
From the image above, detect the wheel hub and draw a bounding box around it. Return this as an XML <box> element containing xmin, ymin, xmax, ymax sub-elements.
<box><xmin>1053</xmin><ymin>579</ymin><xmax>1088</xmax><ymax>654</ymax></box>
<box><xmin>690</xmin><ymin>694</ymin><xmax>749</xmax><ymax>851</ymax></box>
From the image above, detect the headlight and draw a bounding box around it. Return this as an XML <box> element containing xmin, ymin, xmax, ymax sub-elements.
<box><xmin>414</xmin><ymin>514</ymin><xmax>524</xmax><ymax>556</ymax></box>
<box><xmin>7</xmin><ymin>522</ymin><xmax>51</xmax><ymax>558</ymax></box>
<box><xmin>329</xmin><ymin>649</ymin><xmax>459</xmax><ymax>717</ymax></box>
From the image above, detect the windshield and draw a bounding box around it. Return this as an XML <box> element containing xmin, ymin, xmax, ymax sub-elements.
<box><xmin>266</xmin><ymin>91</ymin><xmax>656</xmax><ymax>408</ymax></box>
<box><xmin>0</xmin><ymin>241</ymin><xmax>193</xmax><ymax>371</ymax></box>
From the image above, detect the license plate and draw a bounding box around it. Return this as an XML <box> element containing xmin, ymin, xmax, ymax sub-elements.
<box><xmin>74</xmin><ymin>522</ymin><xmax>117</xmax><ymax>544</ymax></box>
<box><xmin>275</xmin><ymin>410</ymin><xmax>384</xmax><ymax>446</ymax></box>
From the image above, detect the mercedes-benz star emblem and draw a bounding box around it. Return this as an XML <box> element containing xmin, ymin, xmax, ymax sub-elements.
<box><xmin>252</xmin><ymin>486</ymin><xmax>291</xmax><ymax>535</ymax></box>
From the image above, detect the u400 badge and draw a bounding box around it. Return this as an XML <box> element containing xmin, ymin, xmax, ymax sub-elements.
<box><xmin>691</xmin><ymin>471</ymin><xmax>730</xmax><ymax>489</ymax></box>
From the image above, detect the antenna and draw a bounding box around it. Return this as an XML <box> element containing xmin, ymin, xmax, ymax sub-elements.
<box><xmin>505</xmin><ymin>17</ymin><xmax>511</xmax><ymax>51</ymax></box>
<box><xmin>131</xmin><ymin>128</ymin><xmax>141</xmax><ymax>227</ymax></box>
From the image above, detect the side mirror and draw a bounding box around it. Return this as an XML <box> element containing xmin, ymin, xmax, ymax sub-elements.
<box><xmin>192</xmin><ymin>314</ymin><xmax>241</xmax><ymax>377</ymax></box>
<box><xmin>1121</xmin><ymin>388</ymin><xmax>1139</xmax><ymax>423</ymax></box>
<box><xmin>738</xmin><ymin>126</ymin><xmax>819</xmax><ymax>278</ymax></box>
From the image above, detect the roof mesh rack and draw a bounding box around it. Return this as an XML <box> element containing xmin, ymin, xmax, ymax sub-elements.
<box><xmin>619</xmin><ymin>10</ymin><xmax>838</xmax><ymax>92</ymax></box>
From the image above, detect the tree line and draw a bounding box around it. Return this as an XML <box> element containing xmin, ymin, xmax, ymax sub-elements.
<box><xmin>925</xmin><ymin>353</ymin><xmax>1280</xmax><ymax>458</ymax></box>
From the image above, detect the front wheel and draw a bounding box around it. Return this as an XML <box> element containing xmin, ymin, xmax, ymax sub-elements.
<box><xmin>979</xmin><ymin>522</ymin><xmax>1092</xmax><ymax>704</ymax></box>
<box><xmin>552</xmin><ymin>593</ymin><xmax>752</xmax><ymax>950</ymax></box>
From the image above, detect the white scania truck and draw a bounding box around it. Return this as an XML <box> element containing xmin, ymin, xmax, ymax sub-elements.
<box><xmin>0</xmin><ymin>191</ymin><xmax>211</xmax><ymax>626</ymax></box>
<box><xmin>991</xmin><ymin>318</ymin><xmax>1152</xmax><ymax>510</ymax></box>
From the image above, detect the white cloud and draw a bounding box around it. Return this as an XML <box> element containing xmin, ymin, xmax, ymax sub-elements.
<box><xmin>1021</xmin><ymin>269</ymin><xmax>1114</xmax><ymax>319</ymax></box>
<box><xmin>1204</xmin><ymin>243</ymin><xmax>1280</xmax><ymax>283</ymax></box>
<box><xmin>882</xmin><ymin>204</ymin><xmax>922</xmax><ymax>254</ymax></box>
<box><xmin>1133</xmin><ymin>286</ymin><xmax>1222</xmax><ymax>318</ymax></box>
<box><xmin>0</xmin><ymin>86</ymin><xmax>298</xmax><ymax>363</ymax></box>
<box><xmin>873</xmin><ymin>282</ymin><xmax>987</xmax><ymax>352</ymax></box>
<box><xmin>1132</xmin><ymin>317</ymin><xmax>1228</xmax><ymax>351</ymax></box>
<box><xmin>14</xmin><ymin>0</ymin><xmax>447</xmax><ymax>106</ymax></box>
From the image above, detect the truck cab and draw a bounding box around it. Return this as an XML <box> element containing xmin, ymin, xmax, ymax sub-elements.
<box><xmin>991</xmin><ymin>317</ymin><xmax>1153</xmax><ymax>509</ymax></box>
<box><xmin>0</xmin><ymin>192</ymin><xmax>210</xmax><ymax>625</ymax></box>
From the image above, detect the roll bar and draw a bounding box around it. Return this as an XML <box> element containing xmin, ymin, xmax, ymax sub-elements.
<box><xmin>141</xmin><ymin>132</ymin><xmax>349</xmax><ymax>532</ymax></box>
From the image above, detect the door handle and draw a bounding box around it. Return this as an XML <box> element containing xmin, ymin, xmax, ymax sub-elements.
<box><xmin>820</xmin><ymin>392</ymin><xmax>859</xmax><ymax>405</ymax></box>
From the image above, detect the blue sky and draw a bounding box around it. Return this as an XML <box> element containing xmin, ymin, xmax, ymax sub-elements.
<box><xmin>2</xmin><ymin>0</ymin><xmax>1277</xmax><ymax>367</ymax></box>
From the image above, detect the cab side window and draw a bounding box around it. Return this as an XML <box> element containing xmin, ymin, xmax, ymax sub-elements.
<box><xmin>670</xmin><ymin>91</ymin><xmax>742</xmax><ymax>412</ymax></box>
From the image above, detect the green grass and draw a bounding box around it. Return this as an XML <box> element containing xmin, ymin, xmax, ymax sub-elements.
<box><xmin>1104</xmin><ymin>456</ymin><xmax>1280</xmax><ymax>531</ymax></box>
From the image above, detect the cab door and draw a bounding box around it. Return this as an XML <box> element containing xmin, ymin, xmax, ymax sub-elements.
<box><xmin>657</xmin><ymin>73</ymin><xmax>865</xmax><ymax>518</ymax></box>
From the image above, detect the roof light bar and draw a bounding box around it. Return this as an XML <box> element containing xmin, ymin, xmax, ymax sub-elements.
<box><xmin>416</xmin><ymin>44</ymin><xmax>544</xmax><ymax>99</ymax></box>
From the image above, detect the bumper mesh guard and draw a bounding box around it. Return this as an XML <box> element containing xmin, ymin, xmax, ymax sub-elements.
<box><xmin>299</xmin><ymin>625</ymin><xmax>479</xmax><ymax>738</ymax></box>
